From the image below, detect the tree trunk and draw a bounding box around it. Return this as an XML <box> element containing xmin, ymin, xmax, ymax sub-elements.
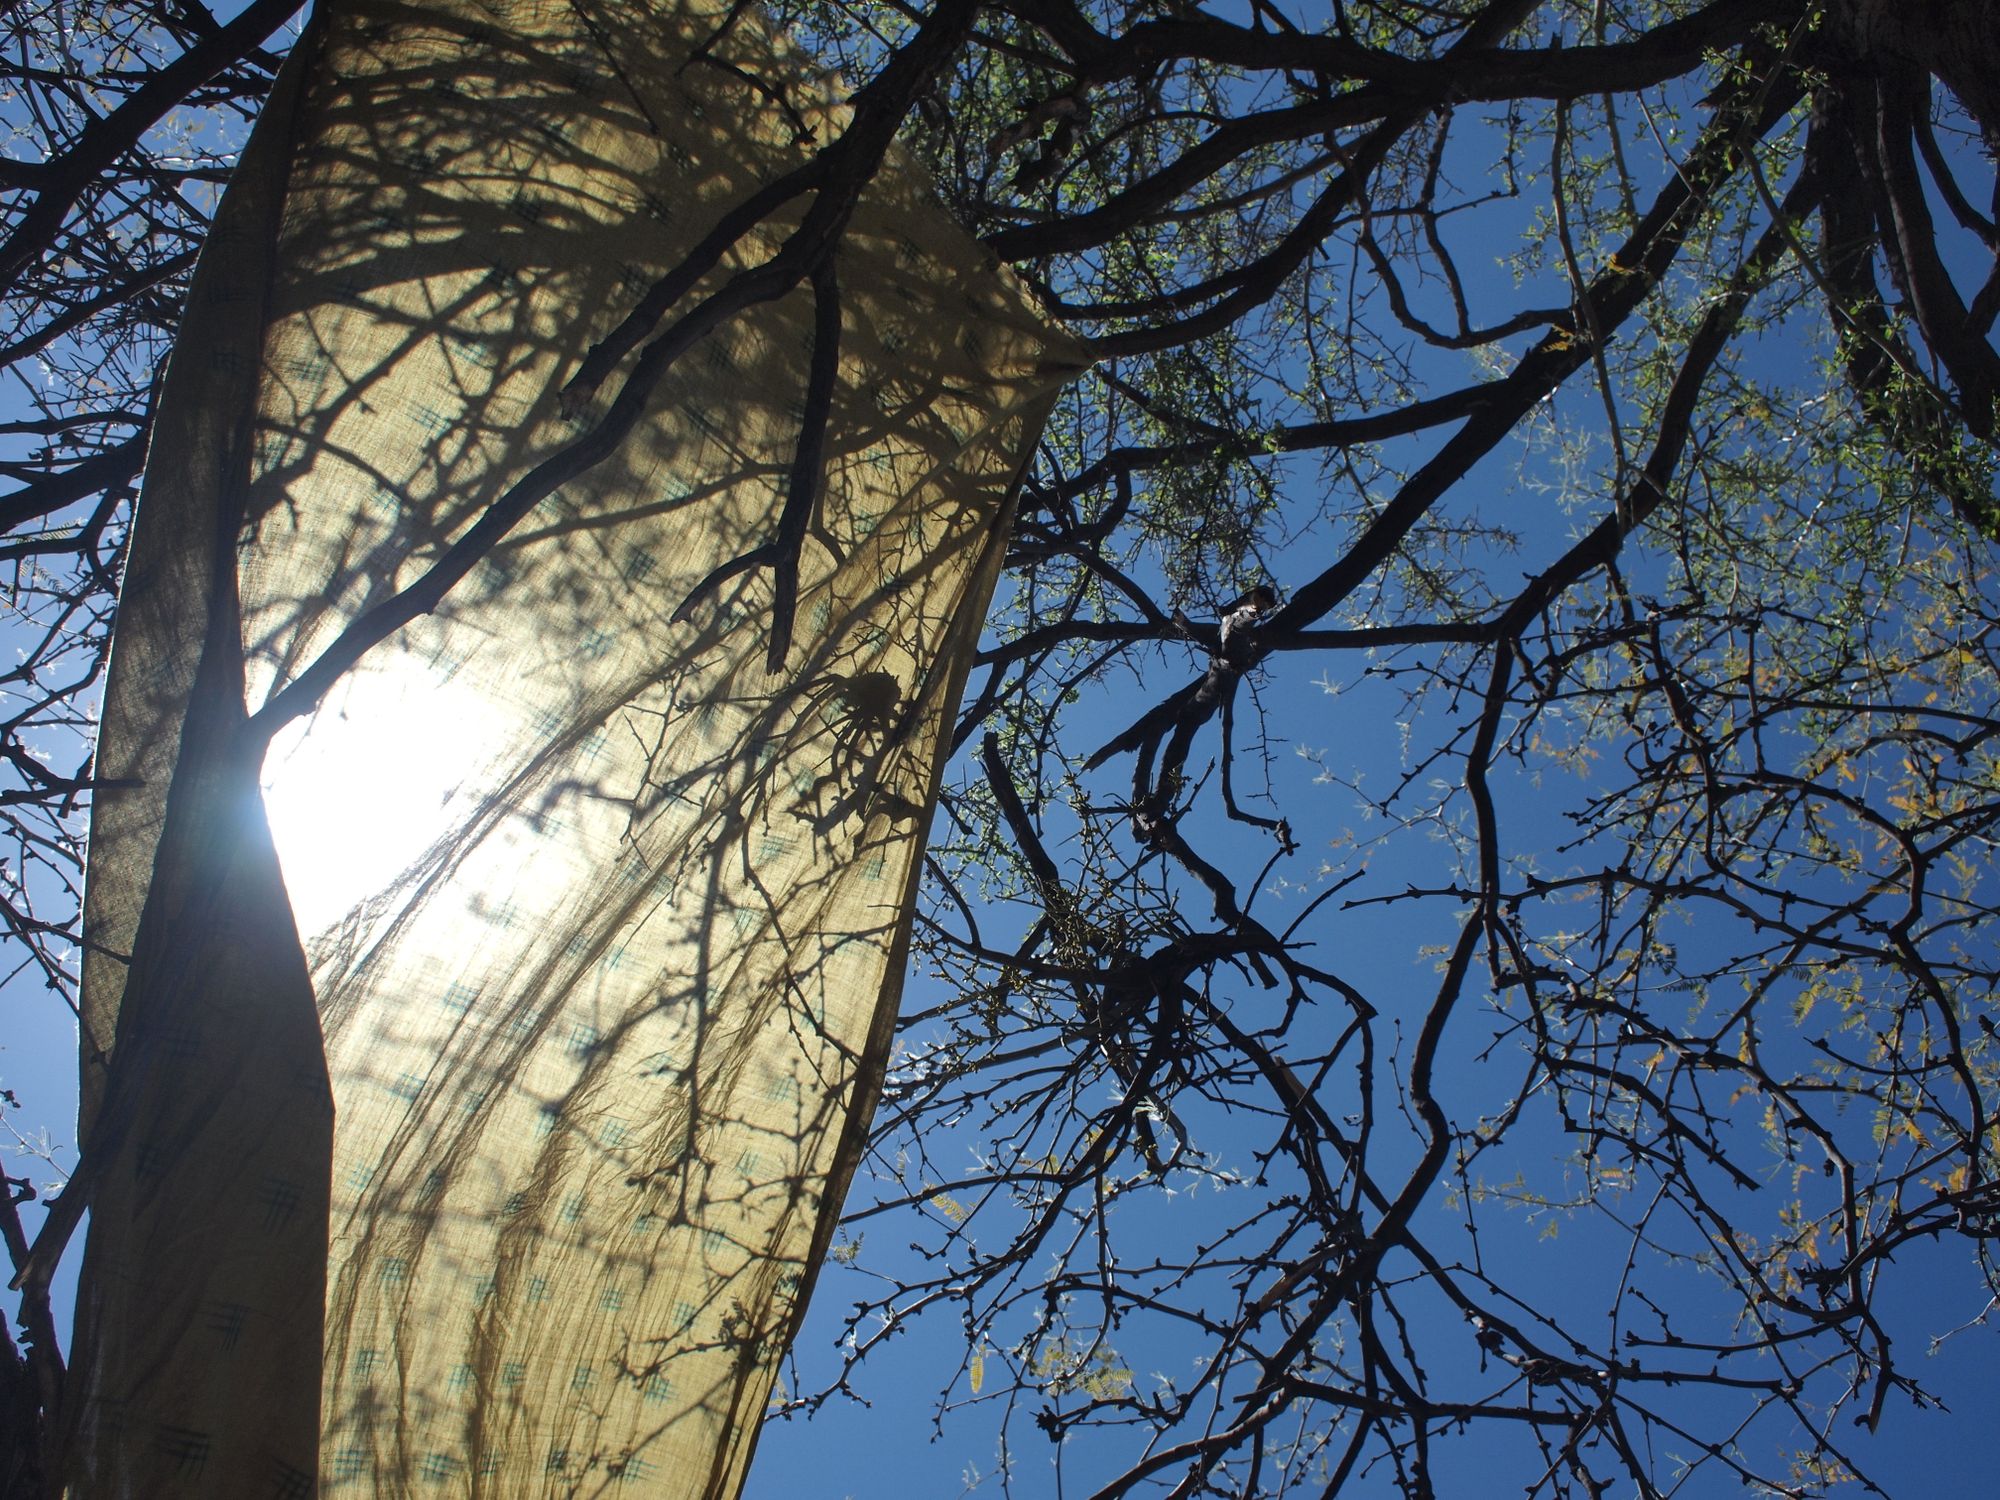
<box><xmin>1833</xmin><ymin>0</ymin><xmax>2000</xmax><ymax>149</ymax></box>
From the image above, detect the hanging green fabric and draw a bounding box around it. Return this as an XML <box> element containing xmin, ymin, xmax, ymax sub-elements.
<box><xmin>69</xmin><ymin>0</ymin><xmax>1082</xmax><ymax>1493</ymax></box>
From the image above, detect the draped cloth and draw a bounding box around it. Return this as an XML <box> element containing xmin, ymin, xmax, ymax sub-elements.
<box><xmin>68</xmin><ymin>1</ymin><xmax>1081</xmax><ymax>1493</ymax></box>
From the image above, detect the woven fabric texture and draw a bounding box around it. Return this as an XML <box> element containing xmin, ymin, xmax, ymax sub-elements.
<box><xmin>71</xmin><ymin>1</ymin><xmax>1079</xmax><ymax>1493</ymax></box>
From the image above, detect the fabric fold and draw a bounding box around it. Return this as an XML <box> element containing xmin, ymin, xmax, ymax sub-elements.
<box><xmin>75</xmin><ymin>0</ymin><xmax>1083</xmax><ymax>1492</ymax></box>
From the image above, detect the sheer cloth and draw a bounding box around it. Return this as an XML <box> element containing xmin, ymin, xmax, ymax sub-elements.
<box><xmin>71</xmin><ymin>2</ymin><xmax>1079</xmax><ymax>1492</ymax></box>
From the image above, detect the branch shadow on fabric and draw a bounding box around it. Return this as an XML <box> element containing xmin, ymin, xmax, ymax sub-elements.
<box><xmin>72</xmin><ymin>1</ymin><xmax>1078</xmax><ymax>1495</ymax></box>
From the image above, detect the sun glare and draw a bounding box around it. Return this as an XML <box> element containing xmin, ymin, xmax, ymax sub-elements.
<box><xmin>258</xmin><ymin>653</ymin><xmax>514</xmax><ymax>937</ymax></box>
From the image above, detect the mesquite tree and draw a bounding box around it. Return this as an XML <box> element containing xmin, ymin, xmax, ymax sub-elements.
<box><xmin>2</xmin><ymin>0</ymin><xmax>1997</xmax><ymax>1496</ymax></box>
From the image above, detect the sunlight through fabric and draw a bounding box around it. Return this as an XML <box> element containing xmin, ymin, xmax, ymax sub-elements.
<box><xmin>260</xmin><ymin>657</ymin><xmax>517</xmax><ymax>938</ymax></box>
<box><xmin>68</xmin><ymin>1</ymin><xmax>1083</xmax><ymax>1495</ymax></box>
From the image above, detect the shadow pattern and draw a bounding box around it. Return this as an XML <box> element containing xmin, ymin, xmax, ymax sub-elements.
<box><xmin>71</xmin><ymin>0</ymin><xmax>1080</xmax><ymax>1494</ymax></box>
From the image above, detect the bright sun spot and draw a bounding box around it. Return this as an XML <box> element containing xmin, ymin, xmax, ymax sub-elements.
<box><xmin>259</xmin><ymin>653</ymin><xmax>514</xmax><ymax>937</ymax></box>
